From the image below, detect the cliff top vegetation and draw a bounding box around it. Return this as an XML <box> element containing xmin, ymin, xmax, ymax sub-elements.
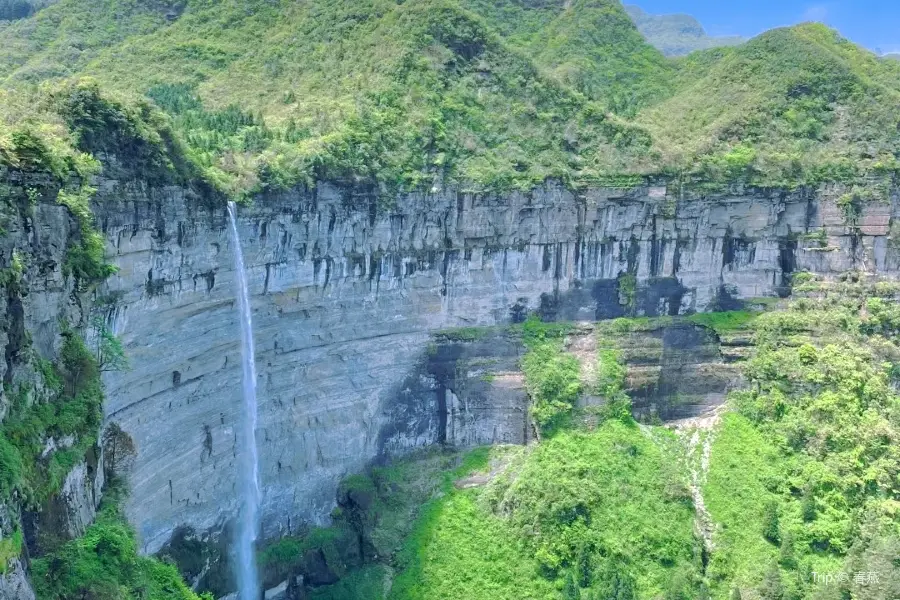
<box><xmin>0</xmin><ymin>0</ymin><xmax>898</xmax><ymax>199</ymax></box>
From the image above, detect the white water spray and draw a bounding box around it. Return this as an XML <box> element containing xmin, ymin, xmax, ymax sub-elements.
<box><xmin>227</xmin><ymin>201</ymin><xmax>261</xmax><ymax>600</ymax></box>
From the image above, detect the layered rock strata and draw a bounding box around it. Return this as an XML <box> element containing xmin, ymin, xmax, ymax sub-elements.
<box><xmin>89</xmin><ymin>180</ymin><xmax>897</xmax><ymax>554</ymax></box>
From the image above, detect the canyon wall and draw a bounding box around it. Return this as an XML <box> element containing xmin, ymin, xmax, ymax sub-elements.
<box><xmin>91</xmin><ymin>180</ymin><xmax>898</xmax><ymax>556</ymax></box>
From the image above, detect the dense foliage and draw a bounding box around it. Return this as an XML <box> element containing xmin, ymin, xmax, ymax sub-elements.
<box><xmin>1</xmin><ymin>0</ymin><xmax>897</xmax><ymax>198</ymax></box>
<box><xmin>520</xmin><ymin>317</ymin><xmax>582</xmax><ymax>432</ymax></box>
<box><xmin>252</xmin><ymin>449</ymin><xmax>497</xmax><ymax>599</ymax></box>
<box><xmin>0</xmin><ymin>0</ymin><xmax>655</xmax><ymax>197</ymax></box>
<box><xmin>0</xmin><ymin>328</ymin><xmax>111</xmax><ymax>575</ymax></box>
<box><xmin>705</xmin><ymin>281</ymin><xmax>900</xmax><ymax>599</ymax></box>
<box><xmin>0</xmin><ymin>332</ymin><xmax>103</xmax><ymax>509</ymax></box>
<box><xmin>0</xmin><ymin>0</ymin><xmax>54</xmax><ymax>21</ymax></box>
<box><xmin>389</xmin><ymin>421</ymin><xmax>700</xmax><ymax>600</ymax></box>
<box><xmin>461</xmin><ymin>0</ymin><xmax>674</xmax><ymax>115</ymax></box>
<box><xmin>30</xmin><ymin>484</ymin><xmax>210</xmax><ymax>600</ymax></box>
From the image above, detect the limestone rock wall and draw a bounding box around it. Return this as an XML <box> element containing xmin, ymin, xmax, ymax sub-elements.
<box><xmin>0</xmin><ymin>171</ymin><xmax>105</xmax><ymax>597</ymax></box>
<box><xmin>0</xmin><ymin>560</ymin><xmax>35</xmax><ymax>600</ymax></box>
<box><xmin>91</xmin><ymin>180</ymin><xmax>900</xmax><ymax>554</ymax></box>
<box><xmin>567</xmin><ymin>322</ymin><xmax>745</xmax><ymax>421</ymax></box>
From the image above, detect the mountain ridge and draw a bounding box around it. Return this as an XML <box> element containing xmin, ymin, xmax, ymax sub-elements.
<box><xmin>624</xmin><ymin>4</ymin><xmax>745</xmax><ymax>56</ymax></box>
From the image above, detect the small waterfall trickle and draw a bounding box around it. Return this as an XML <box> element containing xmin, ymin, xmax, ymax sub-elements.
<box><xmin>227</xmin><ymin>201</ymin><xmax>261</xmax><ymax>600</ymax></box>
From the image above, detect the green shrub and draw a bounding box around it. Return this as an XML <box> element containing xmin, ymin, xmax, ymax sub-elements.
<box><xmin>563</xmin><ymin>572</ymin><xmax>581</xmax><ymax>600</ymax></box>
<box><xmin>57</xmin><ymin>185</ymin><xmax>118</xmax><ymax>289</ymax></box>
<box><xmin>591</xmin><ymin>559</ymin><xmax>637</xmax><ymax>600</ymax></box>
<box><xmin>0</xmin><ymin>435</ymin><xmax>24</xmax><ymax>499</ymax></box>
<box><xmin>618</xmin><ymin>274</ymin><xmax>637</xmax><ymax>313</ymax></box>
<box><xmin>596</xmin><ymin>349</ymin><xmax>626</xmax><ymax>399</ymax></box>
<box><xmin>0</xmin><ymin>528</ymin><xmax>23</xmax><ymax>574</ymax></box>
<box><xmin>687</xmin><ymin>310</ymin><xmax>758</xmax><ymax>334</ymax></box>
<box><xmin>30</xmin><ymin>487</ymin><xmax>208</xmax><ymax>600</ymax></box>
<box><xmin>5</xmin><ymin>129</ymin><xmax>69</xmax><ymax>177</ymax></box>
<box><xmin>762</xmin><ymin>502</ymin><xmax>781</xmax><ymax>545</ymax></box>
<box><xmin>520</xmin><ymin>318</ymin><xmax>582</xmax><ymax>433</ymax></box>
<box><xmin>435</xmin><ymin>327</ymin><xmax>491</xmax><ymax>342</ymax></box>
<box><xmin>0</xmin><ymin>330</ymin><xmax>107</xmax><ymax>505</ymax></box>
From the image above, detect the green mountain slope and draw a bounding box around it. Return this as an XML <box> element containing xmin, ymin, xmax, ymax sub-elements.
<box><xmin>0</xmin><ymin>0</ymin><xmax>664</xmax><ymax>195</ymax></box>
<box><xmin>461</xmin><ymin>0</ymin><xmax>674</xmax><ymax>113</ymax></box>
<box><xmin>390</xmin><ymin>422</ymin><xmax>699</xmax><ymax>600</ymax></box>
<box><xmin>642</xmin><ymin>24</ymin><xmax>900</xmax><ymax>187</ymax></box>
<box><xmin>0</xmin><ymin>0</ymin><xmax>180</xmax><ymax>81</ymax></box>
<box><xmin>0</xmin><ymin>0</ymin><xmax>899</xmax><ymax>197</ymax></box>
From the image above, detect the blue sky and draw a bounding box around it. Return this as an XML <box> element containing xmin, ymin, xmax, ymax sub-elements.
<box><xmin>633</xmin><ymin>1</ymin><xmax>899</xmax><ymax>54</ymax></box>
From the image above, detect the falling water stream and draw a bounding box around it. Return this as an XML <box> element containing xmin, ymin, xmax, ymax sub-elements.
<box><xmin>227</xmin><ymin>201</ymin><xmax>261</xmax><ymax>600</ymax></box>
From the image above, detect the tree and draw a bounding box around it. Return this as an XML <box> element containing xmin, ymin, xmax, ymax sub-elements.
<box><xmin>664</xmin><ymin>569</ymin><xmax>692</xmax><ymax>600</ymax></box>
<box><xmin>731</xmin><ymin>588</ymin><xmax>742</xmax><ymax>600</ymax></box>
<box><xmin>759</xmin><ymin>564</ymin><xmax>784</xmax><ymax>600</ymax></box>
<box><xmin>801</xmin><ymin>491</ymin><xmax>816</xmax><ymax>522</ymax></box>
<box><xmin>779</xmin><ymin>530</ymin><xmax>797</xmax><ymax>568</ymax></box>
<box><xmin>762</xmin><ymin>501</ymin><xmax>781</xmax><ymax>545</ymax></box>
<box><xmin>60</xmin><ymin>330</ymin><xmax>98</xmax><ymax>397</ymax></box>
<box><xmin>697</xmin><ymin>583</ymin><xmax>710</xmax><ymax>600</ymax></box>
<box><xmin>91</xmin><ymin>316</ymin><xmax>128</xmax><ymax>372</ymax></box>
<box><xmin>0</xmin><ymin>0</ymin><xmax>33</xmax><ymax>20</ymax></box>
<box><xmin>593</xmin><ymin>560</ymin><xmax>635</xmax><ymax>600</ymax></box>
<box><xmin>577</xmin><ymin>545</ymin><xmax>592</xmax><ymax>588</ymax></box>
<box><xmin>564</xmin><ymin>572</ymin><xmax>582</xmax><ymax>600</ymax></box>
<box><xmin>102</xmin><ymin>423</ymin><xmax>137</xmax><ymax>480</ymax></box>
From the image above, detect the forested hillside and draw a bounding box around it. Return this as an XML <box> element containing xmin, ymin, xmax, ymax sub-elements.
<box><xmin>0</xmin><ymin>0</ymin><xmax>898</xmax><ymax>197</ymax></box>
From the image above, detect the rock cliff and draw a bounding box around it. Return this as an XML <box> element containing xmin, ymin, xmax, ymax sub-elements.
<box><xmin>0</xmin><ymin>171</ymin><xmax>106</xmax><ymax>596</ymax></box>
<box><xmin>89</xmin><ymin>178</ymin><xmax>899</xmax><ymax>560</ymax></box>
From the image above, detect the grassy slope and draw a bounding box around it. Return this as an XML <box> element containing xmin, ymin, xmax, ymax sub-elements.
<box><xmin>390</xmin><ymin>422</ymin><xmax>699</xmax><ymax>600</ymax></box>
<box><xmin>704</xmin><ymin>413</ymin><xmax>787</xmax><ymax>590</ymax></box>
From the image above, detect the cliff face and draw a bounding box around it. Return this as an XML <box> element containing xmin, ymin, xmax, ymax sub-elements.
<box><xmin>0</xmin><ymin>171</ymin><xmax>105</xmax><ymax>596</ymax></box>
<box><xmin>89</xmin><ymin>179</ymin><xmax>899</xmax><ymax>558</ymax></box>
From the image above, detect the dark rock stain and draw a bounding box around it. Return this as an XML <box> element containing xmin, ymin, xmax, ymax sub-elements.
<box><xmin>777</xmin><ymin>239</ymin><xmax>797</xmax><ymax>297</ymax></box>
<box><xmin>626</xmin><ymin>235</ymin><xmax>640</xmax><ymax>275</ymax></box>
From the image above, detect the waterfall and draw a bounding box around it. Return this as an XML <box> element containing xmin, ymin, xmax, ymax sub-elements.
<box><xmin>227</xmin><ymin>201</ymin><xmax>261</xmax><ymax>600</ymax></box>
